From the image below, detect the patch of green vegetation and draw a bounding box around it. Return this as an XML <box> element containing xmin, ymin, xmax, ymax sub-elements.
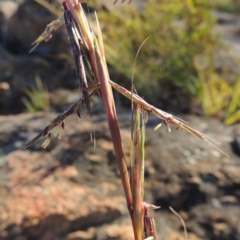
<box><xmin>31</xmin><ymin>0</ymin><xmax>240</xmax><ymax>124</ymax></box>
<box><xmin>224</xmin><ymin>78</ymin><xmax>240</xmax><ymax>125</ymax></box>
<box><xmin>99</xmin><ymin>0</ymin><xmax>219</xmax><ymax>109</ymax></box>
<box><xmin>98</xmin><ymin>0</ymin><xmax>240</xmax><ymax>124</ymax></box>
<box><xmin>22</xmin><ymin>73</ymin><xmax>50</xmax><ymax>113</ymax></box>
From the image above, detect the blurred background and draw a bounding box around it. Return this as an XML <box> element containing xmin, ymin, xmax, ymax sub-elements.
<box><xmin>0</xmin><ymin>0</ymin><xmax>240</xmax><ymax>239</ymax></box>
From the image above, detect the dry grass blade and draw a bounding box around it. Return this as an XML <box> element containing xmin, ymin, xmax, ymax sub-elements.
<box><xmin>113</xmin><ymin>0</ymin><xmax>133</xmax><ymax>4</ymax></box>
<box><xmin>63</xmin><ymin>2</ymin><xmax>92</xmax><ymax>115</ymax></box>
<box><xmin>110</xmin><ymin>80</ymin><xmax>228</xmax><ymax>156</ymax></box>
<box><xmin>19</xmin><ymin>77</ymin><xmax>228</xmax><ymax>156</ymax></box>
<box><xmin>169</xmin><ymin>206</ymin><xmax>188</xmax><ymax>240</ymax></box>
<box><xmin>92</xmin><ymin>10</ymin><xmax>136</xmax><ymax>238</ymax></box>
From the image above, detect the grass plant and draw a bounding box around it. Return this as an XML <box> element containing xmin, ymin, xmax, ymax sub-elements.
<box><xmin>98</xmin><ymin>0</ymin><xmax>219</xmax><ymax>107</ymax></box>
<box><xmin>32</xmin><ymin>0</ymin><xmax>240</xmax><ymax>124</ymax></box>
<box><xmin>22</xmin><ymin>73</ymin><xmax>50</xmax><ymax>113</ymax></box>
<box><xmin>22</xmin><ymin>0</ymin><xmax>227</xmax><ymax>239</ymax></box>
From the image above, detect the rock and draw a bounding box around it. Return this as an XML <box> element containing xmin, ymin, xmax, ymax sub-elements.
<box><xmin>6</xmin><ymin>0</ymin><xmax>64</xmax><ymax>55</ymax></box>
<box><xmin>0</xmin><ymin>1</ymin><xmax>18</xmax><ymax>42</ymax></box>
<box><xmin>96</xmin><ymin>224</ymin><xmax>134</xmax><ymax>240</ymax></box>
<box><xmin>0</xmin><ymin>151</ymin><xmax>127</xmax><ymax>239</ymax></box>
<box><xmin>50</xmin><ymin>89</ymin><xmax>80</xmax><ymax>111</ymax></box>
<box><xmin>0</xmin><ymin>46</ymin><xmax>72</xmax><ymax>114</ymax></box>
<box><xmin>213</xmin><ymin>10</ymin><xmax>240</xmax><ymax>69</ymax></box>
<box><xmin>0</xmin><ymin>113</ymin><xmax>240</xmax><ymax>240</ymax></box>
<box><xmin>189</xmin><ymin>204</ymin><xmax>240</xmax><ymax>240</ymax></box>
<box><xmin>0</xmin><ymin>0</ymin><xmax>79</xmax><ymax>114</ymax></box>
<box><xmin>0</xmin><ymin>1</ymin><xmax>18</xmax><ymax>20</ymax></box>
<box><xmin>166</xmin><ymin>231</ymin><xmax>201</xmax><ymax>240</ymax></box>
<box><xmin>0</xmin><ymin>81</ymin><xmax>11</xmax><ymax>106</ymax></box>
<box><xmin>231</xmin><ymin>136</ymin><xmax>240</xmax><ymax>156</ymax></box>
<box><xmin>67</xmin><ymin>228</ymin><xmax>95</xmax><ymax>240</ymax></box>
<box><xmin>231</xmin><ymin>125</ymin><xmax>240</xmax><ymax>157</ymax></box>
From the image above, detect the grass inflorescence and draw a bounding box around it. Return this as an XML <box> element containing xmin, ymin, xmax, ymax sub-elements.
<box><xmin>22</xmin><ymin>0</ymin><xmax>228</xmax><ymax>239</ymax></box>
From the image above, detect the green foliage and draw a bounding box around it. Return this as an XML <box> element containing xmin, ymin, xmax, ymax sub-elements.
<box><xmin>98</xmin><ymin>0</ymin><xmax>240</xmax><ymax>124</ymax></box>
<box><xmin>99</xmin><ymin>0</ymin><xmax>219</xmax><ymax>106</ymax></box>
<box><xmin>22</xmin><ymin>74</ymin><xmax>50</xmax><ymax>113</ymax></box>
<box><xmin>193</xmin><ymin>52</ymin><xmax>240</xmax><ymax>125</ymax></box>
<box><xmin>224</xmin><ymin>78</ymin><xmax>240</xmax><ymax>125</ymax></box>
<box><xmin>210</xmin><ymin>0</ymin><xmax>240</xmax><ymax>13</ymax></box>
<box><xmin>31</xmin><ymin>0</ymin><xmax>240</xmax><ymax>124</ymax></box>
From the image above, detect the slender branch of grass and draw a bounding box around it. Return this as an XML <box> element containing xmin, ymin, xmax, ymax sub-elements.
<box><xmin>30</xmin><ymin>14</ymin><xmax>64</xmax><ymax>53</ymax></box>
<box><xmin>93</xmin><ymin>13</ymin><xmax>137</xmax><ymax>238</ymax></box>
<box><xmin>169</xmin><ymin>206</ymin><xmax>188</xmax><ymax>240</ymax></box>
<box><xmin>110</xmin><ymin>79</ymin><xmax>228</xmax><ymax>156</ymax></box>
<box><xmin>140</xmin><ymin>111</ymin><xmax>145</xmax><ymax>199</ymax></box>
<box><xmin>19</xmin><ymin>86</ymin><xmax>99</xmax><ymax>151</ymax></box>
<box><xmin>20</xmin><ymin>77</ymin><xmax>229</xmax><ymax>154</ymax></box>
<box><xmin>63</xmin><ymin>2</ymin><xmax>136</xmax><ymax>237</ymax></box>
<box><xmin>132</xmin><ymin>106</ymin><xmax>144</xmax><ymax>239</ymax></box>
<box><xmin>131</xmin><ymin>38</ymin><xmax>149</xmax><ymax>149</ymax></box>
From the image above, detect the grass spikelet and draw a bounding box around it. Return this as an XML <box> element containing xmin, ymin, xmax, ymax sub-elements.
<box><xmin>30</xmin><ymin>14</ymin><xmax>64</xmax><ymax>53</ymax></box>
<box><xmin>19</xmin><ymin>86</ymin><xmax>98</xmax><ymax>151</ymax></box>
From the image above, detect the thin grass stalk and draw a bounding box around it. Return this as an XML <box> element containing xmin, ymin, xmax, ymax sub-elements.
<box><xmin>93</xmin><ymin>20</ymin><xmax>138</xmax><ymax>239</ymax></box>
<box><xmin>132</xmin><ymin>106</ymin><xmax>144</xmax><ymax>239</ymax></box>
<box><xmin>64</xmin><ymin>1</ymin><xmax>137</xmax><ymax>237</ymax></box>
<box><xmin>140</xmin><ymin>112</ymin><xmax>145</xmax><ymax>199</ymax></box>
<box><xmin>94</xmin><ymin>43</ymin><xmax>134</xmax><ymax>207</ymax></box>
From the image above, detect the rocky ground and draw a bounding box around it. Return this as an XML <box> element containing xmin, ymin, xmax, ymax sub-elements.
<box><xmin>0</xmin><ymin>112</ymin><xmax>240</xmax><ymax>240</ymax></box>
<box><xmin>0</xmin><ymin>0</ymin><xmax>240</xmax><ymax>240</ymax></box>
